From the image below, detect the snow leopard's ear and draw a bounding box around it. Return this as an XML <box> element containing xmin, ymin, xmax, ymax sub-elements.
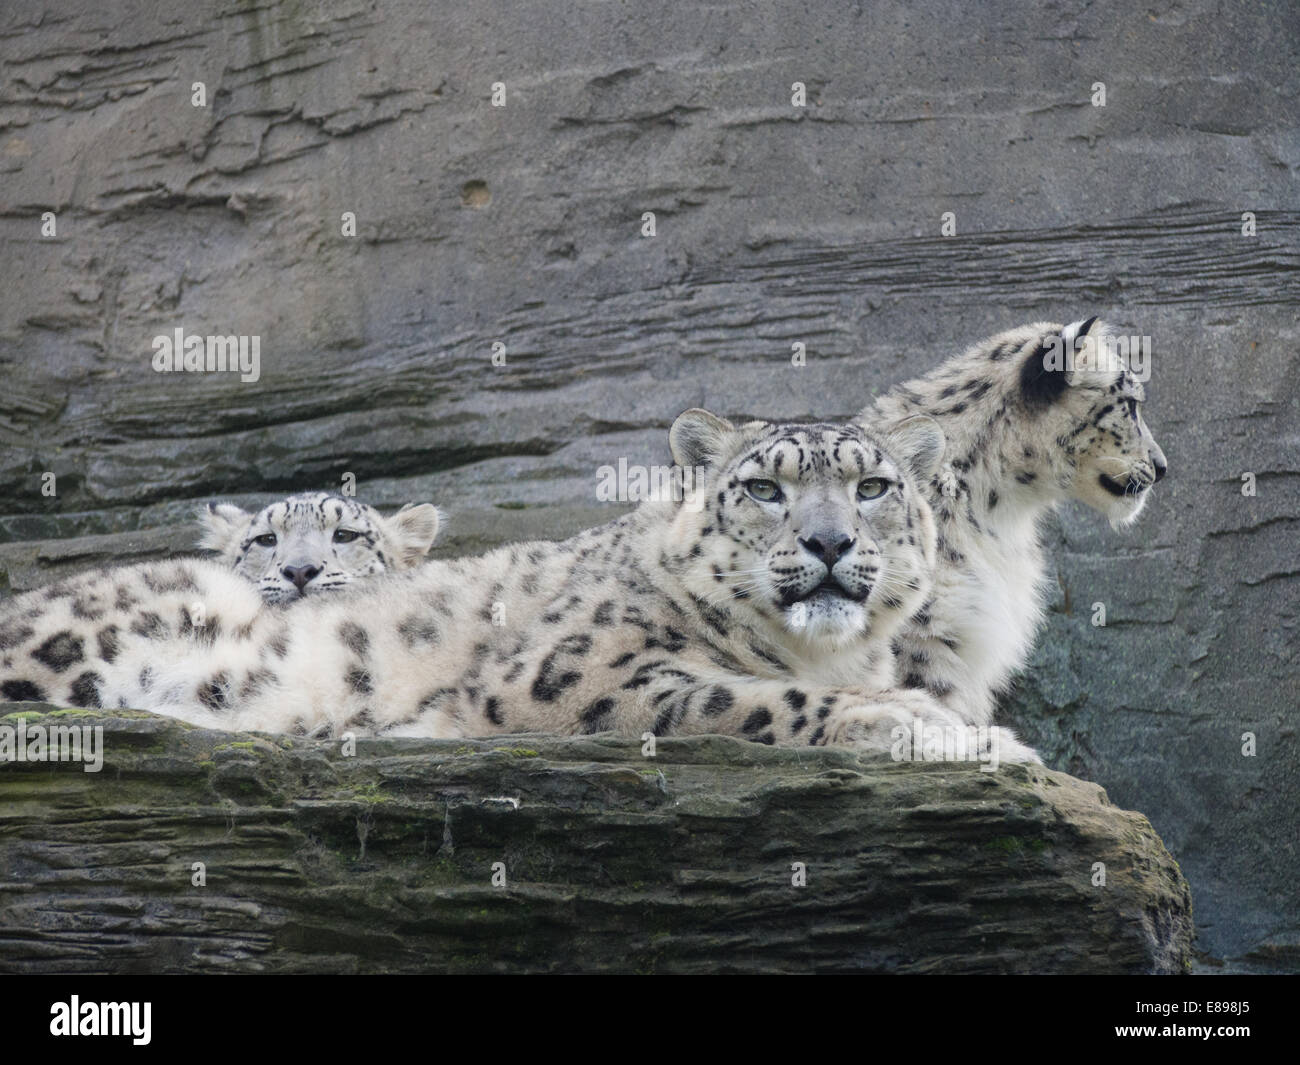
<box><xmin>197</xmin><ymin>502</ymin><xmax>251</xmax><ymax>555</ymax></box>
<box><xmin>386</xmin><ymin>503</ymin><xmax>441</xmax><ymax>567</ymax></box>
<box><xmin>670</xmin><ymin>408</ymin><xmax>741</xmax><ymax>470</ymax></box>
<box><xmin>1020</xmin><ymin>316</ymin><xmax>1100</xmax><ymax>405</ymax></box>
<box><xmin>884</xmin><ymin>415</ymin><xmax>946</xmax><ymax>484</ymax></box>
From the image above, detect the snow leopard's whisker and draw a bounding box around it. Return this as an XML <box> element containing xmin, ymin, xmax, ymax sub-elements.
<box><xmin>700</xmin><ymin>581</ymin><xmax>768</xmax><ymax>606</ymax></box>
<box><xmin>869</xmin><ymin>571</ymin><xmax>913</xmax><ymax>596</ymax></box>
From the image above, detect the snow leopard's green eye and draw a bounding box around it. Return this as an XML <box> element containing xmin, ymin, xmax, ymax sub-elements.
<box><xmin>254</xmin><ymin>533</ymin><xmax>277</xmax><ymax>547</ymax></box>
<box><xmin>333</xmin><ymin>529</ymin><xmax>359</xmax><ymax>543</ymax></box>
<box><xmin>857</xmin><ymin>478</ymin><xmax>889</xmax><ymax>500</ymax></box>
<box><xmin>746</xmin><ymin>479</ymin><xmax>782</xmax><ymax>503</ymax></box>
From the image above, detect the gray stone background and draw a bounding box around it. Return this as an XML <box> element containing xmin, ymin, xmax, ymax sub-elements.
<box><xmin>0</xmin><ymin>0</ymin><xmax>1295</xmax><ymax>970</ymax></box>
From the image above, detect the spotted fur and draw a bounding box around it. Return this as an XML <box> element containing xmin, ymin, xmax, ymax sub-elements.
<box><xmin>0</xmin><ymin>557</ymin><xmax>267</xmax><ymax>708</ymax></box>
<box><xmin>0</xmin><ymin>412</ymin><xmax>1036</xmax><ymax>762</ymax></box>
<box><xmin>864</xmin><ymin>317</ymin><xmax>1167</xmax><ymax>728</ymax></box>
<box><xmin>200</xmin><ymin>492</ymin><xmax>441</xmax><ymax>603</ymax></box>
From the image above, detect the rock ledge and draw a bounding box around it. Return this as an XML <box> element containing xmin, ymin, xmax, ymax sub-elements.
<box><xmin>0</xmin><ymin>706</ymin><xmax>1193</xmax><ymax>974</ymax></box>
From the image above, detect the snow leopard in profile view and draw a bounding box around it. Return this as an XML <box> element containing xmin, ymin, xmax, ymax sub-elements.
<box><xmin>863</xmin><ymin>316</ymin><xmax>1167</xmax><ymax>728</ymax></box>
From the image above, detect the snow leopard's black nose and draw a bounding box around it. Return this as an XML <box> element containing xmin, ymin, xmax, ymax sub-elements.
<box><xmin>282</xmin><ymin>563</ymin><xmax>321</xmax><ymax>591</ymax></box>
<box><xmin>798</xmin><ymin>532</ymin><xmax>855</xmax><ymax>571</ymax></box>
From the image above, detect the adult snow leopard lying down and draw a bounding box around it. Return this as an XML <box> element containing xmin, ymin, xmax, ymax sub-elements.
<box><xmin>200</xmin><ymin>492</ymin><xmax>442</xmax><ymax>602</ymax></box>
<box><xmin>0</xmin><ymin>410</ymin><xmax>1037</xmax><ymax>762</ymax></box>
<box><xmin>865</xmin><ymin>317</ymin><xmax>1167</xmax><ymax>727</ymax></box>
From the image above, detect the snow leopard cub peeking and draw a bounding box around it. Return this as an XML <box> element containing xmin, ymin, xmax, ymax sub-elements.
<box><xmin>199</xmin><ymin>492</ymin><xmax>441</xmax><ymax>603</ymax></box>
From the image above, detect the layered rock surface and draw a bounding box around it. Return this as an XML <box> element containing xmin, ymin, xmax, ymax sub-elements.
<box><xmin>0</xmin><ymin>707</ymin><xmax>1192</xmax><ymax>974</ymax></box>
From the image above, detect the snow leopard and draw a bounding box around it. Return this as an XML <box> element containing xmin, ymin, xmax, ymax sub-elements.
<box><xmin>864</xmin><ymin>316</ymin><xmax>1167</xmax><ymax>727</ymax></box>
<box><xmin>199</xmin><ymin>492</ymin><xmax>441</xmax><ymax>602</ymax></box>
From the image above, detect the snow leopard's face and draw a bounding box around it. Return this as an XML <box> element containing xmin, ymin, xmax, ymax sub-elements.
<box><xmin>668</xmin><ymin>410</ymin><xmax>942</xmax><ymax>649</ymax></box>
<box><xmin>1069</xmin><ymin>371</ymin><xmax>1166</xmax><ymax>527</ymax></box>
<box><xmin>1020</xmin><ymin>319</ymin><xmax>1167</xmax><ymax>528</ymax></box>
<box><xmin>199</xmin><ymin>493</ymin><xmax>441</xmax><ymax>603</ymax></box>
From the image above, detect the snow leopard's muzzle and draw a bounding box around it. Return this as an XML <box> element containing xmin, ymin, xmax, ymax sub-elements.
<box><xmin>1098</xmin><ymin>447</ymin><xmax>1167</xmax><ymax>499</ymax></box>
<box><xmin>774</xmin><ymin>530</ymin><xmax>874</xmax><ymax>607</ymax></box>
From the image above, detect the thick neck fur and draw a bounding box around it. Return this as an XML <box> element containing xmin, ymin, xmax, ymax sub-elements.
<box><xmin>865</xmin><ymin>322</ymin><xmax>1080</xmax><ymax>722</ymax></box>
<box><xmin>873</xmin><ymin>323</ymin><xmax>1076</xmax><ymax>542</ymax></box>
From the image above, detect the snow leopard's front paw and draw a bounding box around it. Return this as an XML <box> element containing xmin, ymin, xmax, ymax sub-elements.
<box><xmin>819</xmin><ymin>688</ymin><xmax>953</xmax><ymax>755</ymax></box>
<box><xmin>985</xmin><ymin>726</ymin><xmax>1043</xmax><ymax>765</ymax></box>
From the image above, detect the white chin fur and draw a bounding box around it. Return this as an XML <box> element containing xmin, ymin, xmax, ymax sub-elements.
<box><xmin>1106</xmin><ymin>492</ymin><xmax>1149</xmax><ymax>529</ymax></box>
<box><xmin>783</xmin><ymin>598</ymin><xmax>867</xmax><ymax>646</ymax></box>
